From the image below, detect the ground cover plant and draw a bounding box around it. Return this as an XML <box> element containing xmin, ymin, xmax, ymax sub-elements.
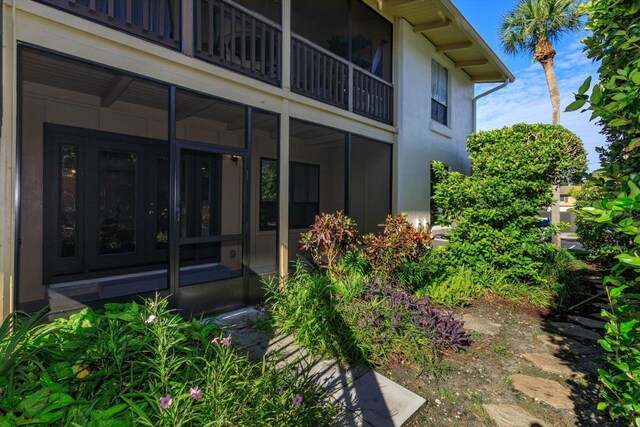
<box><xmin>566</xmin><ymin>0</ymin><xmax>640</xmax><ymax>423</ymax></box>
<box><xmin>0</xmin><ymin>298</ymin><xmax>332</xmax><ymax>426</ymax></box>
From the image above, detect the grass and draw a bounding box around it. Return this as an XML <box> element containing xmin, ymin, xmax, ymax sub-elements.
<box><xmin>492</xmin><ymin>344</ymin><xmax>510</xmax><ymax>357</ymax></box>
<box><xmin>416</xmin><ymin>249</ymin><xmax>585</xmax><ymax>309</ymax></box>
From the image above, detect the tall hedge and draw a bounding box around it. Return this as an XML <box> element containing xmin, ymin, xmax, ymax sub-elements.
<box><xmin>432</xmin><ymin>123</ymin><xmax>586</xmax><ymax>283</ymax></box>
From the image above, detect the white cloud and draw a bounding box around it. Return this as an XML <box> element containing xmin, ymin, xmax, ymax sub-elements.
<box><xmin>475</xmin><ymin>42</ymin><xmax>604</xmax><ymax>171</ymax></box>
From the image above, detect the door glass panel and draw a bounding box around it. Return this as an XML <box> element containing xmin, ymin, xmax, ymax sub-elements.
<box><xmin>179</xmin><ymin>148</ymin><xmax>245</xmax><ymax>287</ymax></box>
<box><xmin>200</xmin><ymin>158</ymin><xmax>212</xmax><ymax>237</ymax></box>
<box><xmin>60</xmin><ymin>144</ymin><xmax>78</xmax><ymax>259</ymax></box>
<box><xmin>179</xmin><ymin>240</ymin><xmax>244</xmax><ymax>286</ymax></box>
<box><xmin>98</xmin><ymin>150</ymin><xmax>137</xmax><ymax>255</ymax></box>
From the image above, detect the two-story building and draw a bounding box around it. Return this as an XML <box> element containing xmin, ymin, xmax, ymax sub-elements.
<box><xmin>0</xmin><ymin>0</ymin><xmax>513</xmax><ymax>318</ymax></box>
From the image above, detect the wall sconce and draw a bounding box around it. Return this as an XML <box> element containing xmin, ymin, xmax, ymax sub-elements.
<box><xmin>231</xmin><ymin>155</ymin><xmax>241</xmax><ymax>164</ymax></box>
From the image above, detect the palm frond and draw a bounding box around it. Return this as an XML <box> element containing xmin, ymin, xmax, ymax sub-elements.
<box><xmin>499</xmin><ymin>0</ymin><xmax>584</xmax><ymax>56</ymax></box>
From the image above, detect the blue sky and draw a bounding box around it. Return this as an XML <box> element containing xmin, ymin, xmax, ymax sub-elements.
<box><xmin>453</xmin><ymin>0</ymin><xmax>603</xmax><ymax>170</ymax></box>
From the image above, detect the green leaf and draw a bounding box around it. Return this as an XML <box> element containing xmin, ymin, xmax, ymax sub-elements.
<box><xmin>610</xmin><ymin>118</ymin><xmax>630</xmax><ymax>127</ymax></box>
<box><xmin>619</xmin><ymin>319</ymin><xmax>639</xmax><ymax>333</ymax></box>
<box><xmin>591</xmin><ymin>84</ymin><xmax>603</xmax><ymax>104</ymax></box>
<box><xmin>599</xmin><ymin>338</ymin><xmax>613</xmax><ymax>352</ymax></box>
<box><xmin>629</xmin><ymin>181</ymin><xmax>640</xmax><ymax>198</ymax></box>
<box><xmin>565</xmin><ymin>98</ymin><xmax>587</xmax><ymax>112</ymax></box>
<box><xmin>597</xmin><ymin>402</ymin><xmax>608</xmax><ymax>411</ymax></box>
<box><xmin>578</xmin><ymin>76</ymin><xmax>592</xmax><ymax>95</ymax></box>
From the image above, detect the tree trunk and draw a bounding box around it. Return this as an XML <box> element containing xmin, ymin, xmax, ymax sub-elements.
<box><xmin>541</xmin><ymin>58</ymin><xmax>561</xmax><ymax>126</ymax></box>
<box><xmin>551</xmin><ymin>185</ymin><xmax>561</xmax><ymax>247</ymax></box>
<box><xmin>544</xmin><ymin>58</ymin><xmax>562</xmax><ymax>247</ymax></box>
<box><xmin>536</xmin><ymin>38</ymin><xmax>562</xmax><ymax>247</ymax></box>
<box><xmin>535</xmin><ymin>37</ymin><xmax>560</xmax><ymax>125</ymax></box>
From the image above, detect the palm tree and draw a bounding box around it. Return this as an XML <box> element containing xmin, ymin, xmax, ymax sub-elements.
<box><xmin>500</xmin><ymin>0</ymin><xmax>582</xmax><ymax>246</ymax></box>
<box><xmin>500</xmin><ymin>0</ymin><xmax>582</xmax><ymax>125</ymax></box>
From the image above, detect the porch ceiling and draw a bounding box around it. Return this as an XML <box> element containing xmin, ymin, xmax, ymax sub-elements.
<box><xmin>21</xmin><ymin>49</ymin><xmax>276</xmax><ymax>133</ymax></box>
<box><xmin>378</xmin><ymin>0</ymin><xmax>515</xmax><ymax>83</ymax></box>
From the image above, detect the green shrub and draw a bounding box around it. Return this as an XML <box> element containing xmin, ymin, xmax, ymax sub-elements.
<box><xmin>571</xmin><ymin>182</ymin><xmax>630</xmax><ymax>264</ymax></box>
<box><xmin>432</xmin><ymin>123</ymin><xmax>587</xmax><ymax>284</ymax></box>
<box><xmin>0</xmin><ymin>298</ymin><xmax>333</xmax><ymax>426</ymax></box>
<box><xmin>566</xmin><ymin>0</ymin><xmax>640</xmax><ymax>422</ymax></box>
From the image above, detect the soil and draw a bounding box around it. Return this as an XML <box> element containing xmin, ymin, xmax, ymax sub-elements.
<box><xmin>379</xmin><ymin>266</ymin><xmax>625</xmax><ymax>427</ymax></box>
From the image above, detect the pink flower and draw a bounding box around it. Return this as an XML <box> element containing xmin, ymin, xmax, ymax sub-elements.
<box><xmin>145</xmin><ymin>315</ymin><xmax>156</xmax><ymax>324</ymax></box>
<box><xmin>190</xmin><ymin>387</ymin><xmax>203</xmax><ymax>400</ymax></box>
<box><xmin>221</xmin><ymin>336</ymin><xmax>232</xmax><ymax>346</ymax></box>
<box><xmin>211</xmin><ymin>337</ymin><xmax>219</xmax><ymax>345</ymax></box>
<box><xmin>292</xmin><ymin>394</ymin><xmax>303</xmax><ymax>406</ymax></box>
<box><xmin>159</xmin><ymin>394</ymin><xmax>172</xmax><ymax>410</ymax></box>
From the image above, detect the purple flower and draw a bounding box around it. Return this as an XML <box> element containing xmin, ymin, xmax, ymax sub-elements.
<box><xmin>211</xmin><ymin>337</ymin><xmax>219</xmax><ymax>345</ymax></box>
<box><xmin>159</xmin><ymin>394</ymin><xmax>172</xmax><ymax>410</ymax></box>
<box><xmin>221</xmin><ymin>336</ymin><xmax>232</xmax><ymax>346</ymax></box>
<box><xmin>278</xmin><ymin>386</ymin><xmax>285</xmax><ymax>394</ymax></box>
<box><xmin>292</xmin><ymin>394</ymin><xmax>303</xmax><ymax>406</ymax></box>
<box><xmin>190</xmin><ymin>387</ymin><xmax>203</xmax><ymax>400</ymax></box>
<box><xmin>145</xmin><ymin>315</ymin><xmax>156</xmax><ymax>324</ymax></box>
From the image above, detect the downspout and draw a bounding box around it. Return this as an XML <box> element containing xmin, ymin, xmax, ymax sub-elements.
<box><xmin>472</xmin><ymin>79</ymin><xmax>509</xmax><ymax>132</ymax></box>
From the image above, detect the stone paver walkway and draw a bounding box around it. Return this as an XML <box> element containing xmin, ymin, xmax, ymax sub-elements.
<box><xmin>212</xmin><ymin>307</ymin><xmax>425</xmax><ymax>427</ymax></box>
<box><xmin>479</xmin><ymin>279</ymin><xmax>611</xmax><ymax>427</ymax></box>
<box><xmin>483</xmin><ymin>404</ymin><xmax>548</xmax><ymax>427</ymax></box>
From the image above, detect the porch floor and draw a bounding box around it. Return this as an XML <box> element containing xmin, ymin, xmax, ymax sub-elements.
<box><xmin>212</xmin><ymin>307</ymin><xmax>426</xmax><ymax>427</ymax></box>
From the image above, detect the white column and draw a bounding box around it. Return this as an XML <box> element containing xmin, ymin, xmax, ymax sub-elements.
<box><xmin>278</xmin><ymin>99</ymin><xmax>290</xmax><ymax>277</ymax></box>
<box><xmin>281</xmin><ymin>0</ymin><xmax>291</xmax><ymax>91</ymax></box>
<box><xmin>0</xmin><ymin>1</ymin><xmax>16</xmax><ymax>318</ymax></box>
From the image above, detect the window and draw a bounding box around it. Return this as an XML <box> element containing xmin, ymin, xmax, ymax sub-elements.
<box><xmin>431</xmin><ymin>60</ymin><xmax>449</xmax><ymax>125</ymax></box>
<box><xmin>259</xmin><ymin>158</ymin><xmax>278</xmax><ymax>231</ymax></box>
<box><xmin>289</xmin><ymin>162</ymin><xmax>320</xmax><ymax>229</ymax></box>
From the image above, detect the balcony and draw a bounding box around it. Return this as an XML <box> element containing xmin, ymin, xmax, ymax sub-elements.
<box><xmin>194</xmin><ymin>0</ymin><xmax>282</xmax><ymax>86</ymax></box>
<box><xmin>33</xmin><ymin>0</ymin><xmax>393</xmax><ymax>125</ymax></box>
<box><xmin>36</xmin><ymin>0</ymin><xmax>181</xmax><ymax>48</ymax></box>
<box><xmin>291</xmin><ymin>35</ymin><xmax>393</xmax><ymax>125</ymax></box>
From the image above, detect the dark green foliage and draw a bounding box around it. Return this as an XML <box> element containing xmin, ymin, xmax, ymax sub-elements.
<box><xmin>432</xmin><ymin>123</ymin><xmax>587</xmax><ymax>284</ymax></box>
<box><xmin>579</xmin><ymin>189</ymin><xmax>640</xmax><ymax>424</ymax></box>
<box><xmin>0</xmin><ymin>298</ymin><xmax>332</xmax><ymax>426</ymax></box>
<box><xmin>570</xmin><ymin>182</ymin><xmax>630</xmax><ymax>264</ymax></box>
<box><xmin>566</xmin><ymin>0</ymin><xmax>640</xmax><ymax>423</ymax></box>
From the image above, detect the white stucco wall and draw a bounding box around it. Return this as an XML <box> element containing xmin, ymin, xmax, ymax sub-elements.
<box><xmin>395</xmin><ymin>18</ymin><xmax>474</xmax><ymax>226</ymax></box>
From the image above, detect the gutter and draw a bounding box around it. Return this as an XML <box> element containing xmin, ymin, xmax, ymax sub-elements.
<box><xmin>472</xmin><ymin>79</ymin><xmax>510</xmax><ymax>132</ymax></box>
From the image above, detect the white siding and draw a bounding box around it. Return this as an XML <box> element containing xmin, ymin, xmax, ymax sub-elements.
<box><xmin>395</xmin><ymin>19</ymin><xmax>473</xmax><ymax>226</ymax></box>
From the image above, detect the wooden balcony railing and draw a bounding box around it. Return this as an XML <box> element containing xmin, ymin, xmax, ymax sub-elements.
<box><xmin>291</xmin><ymin>34</ymin><xmax>393</xmax><ymax>125</ymax></box>
<box><xmin>291</xmin><ymin>35</ymin><xmax>349</xmax><ymax>110</ymax></box>
<box><xmin>195</xmin><ymin>0</ymin><xmax>282</xmax><ymax>86</ymax></box>
<box><xmin>353</xmin><ymin>69</ymin><xmax>393</xmax><ymax>124</ymax></box>
<box><xmin>35</xmin><ymin>0</ymin><xmax>392</xmax><ymax>124</ymax></box>
<box><xmin>36</xmin><ymin>0</ymin><xmax>181</xmax><ymax>48</ymax></box>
